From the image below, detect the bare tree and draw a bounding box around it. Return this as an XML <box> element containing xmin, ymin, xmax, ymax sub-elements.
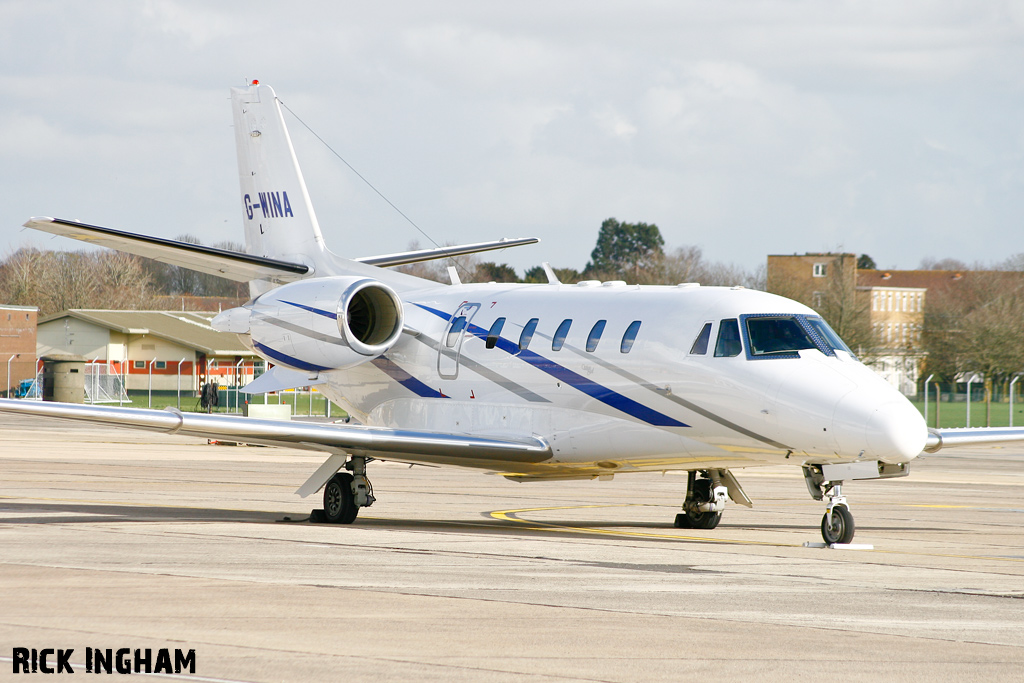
<box><xmin>922</xmin><ymin>271</ymin><xmax>1024</xmax><ymax>425</ymax></box>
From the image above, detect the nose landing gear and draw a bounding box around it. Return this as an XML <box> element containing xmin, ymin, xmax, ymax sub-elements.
<box><xmin>820</xmin><ymin>482</ymin><xmax>855</xmax><ymax>545</ymax></box>
<box><xmin>803</xmin><ymin>464</ymin><xmax>864</xmax><ymax>545</ymax></box>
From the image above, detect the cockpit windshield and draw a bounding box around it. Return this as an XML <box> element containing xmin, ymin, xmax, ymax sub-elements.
<box><xmin>742</xmin><ymin>314</ymin><xmax>856</xmax><ymax>360</ymax></box>
<box><xmin>804</xmin><ymin>315</ymin><xmax>855</xmax><ymax>357</ymax></box>
<box><xmin>746</xmin><ymin>316</ymin><xmax>816</xmax><ymax>356</ymax></box>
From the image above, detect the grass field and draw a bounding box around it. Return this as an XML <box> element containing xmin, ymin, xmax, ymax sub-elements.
<box><xmin>909</xmin><ymin>398</ymin><xmax>1024</xmax><ymax>429</ymax></box>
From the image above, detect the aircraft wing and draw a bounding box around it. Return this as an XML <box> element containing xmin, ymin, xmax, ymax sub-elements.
<box><xmin>925</xmin><ymin>427</ymin><xmax>1024</xmax><ymax>452</ymax></box>
<box><xmin>22</xmin><ymin>217</ymin><xmax>310</xmax><ymax>283</ymax></box>
<box><xmin>0</xmin><ymin>399</ymin><xmax>552</xmax><ymax>468</ymax></box>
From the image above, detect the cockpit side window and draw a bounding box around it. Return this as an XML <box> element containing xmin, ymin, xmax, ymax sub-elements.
<box><xmin>746</xmin><ymin>316</ymin><xmax>816</xmax><ymax>356</ymax></box>
<box><xmin>713</xmin><ymin>319</ymin><xmax>742</xmax><ymax>357</ymax></box>
<box><xmin>690</xmin><ymin>322</ymin><xmax>712</xmax><ymax>355</ymax></box>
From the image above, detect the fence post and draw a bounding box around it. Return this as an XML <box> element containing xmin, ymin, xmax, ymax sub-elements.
<box><xmin>176</xmin><ymin>358</ymin><xmax>186</xmax><ymax>409</ymax></box>
<box><xmin>148</xmin><ymin>357</ymin><xmax>157</xmax><ymax>408</ymax></box>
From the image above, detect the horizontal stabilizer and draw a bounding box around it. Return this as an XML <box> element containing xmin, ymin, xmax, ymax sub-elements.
<box><xmin>925</xmin><ymin>427</ymin><xmax>1024</xmax><ymax>452</ymax></box>
<box><xmin>0</xmin><ymin>399</ymin><xmax>552</xmax><ymax>466</ymax></box>
<box><xmin>22</xmin><ymin>217</ymin><xmax>310</xmax><ymax>283</ymax></box>
<box><xmin>241</xmin><ymin>366</ymin><xmax>326</xmax><ymax>394</ymax></box>
<box><xmin>356</xmin><ymin>237</ymin><xmax>539</xmax><ymax>268</ymax></box>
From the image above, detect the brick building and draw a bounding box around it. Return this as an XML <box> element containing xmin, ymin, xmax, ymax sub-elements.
<box><xmin>0</xmin><ymin>304</ymin><xmax>39</xmax><ymax>397</ymax></box>
<box><xmin>767</xmin><ymin>253</ymin><xmax>981</xmax><ymax>395</ymax></box>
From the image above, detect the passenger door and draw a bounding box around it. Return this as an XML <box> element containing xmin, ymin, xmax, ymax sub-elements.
<box><xmin>437</xmin><ymin>302</ymin><xmax>481</xmax><ymax>380</ymax></box>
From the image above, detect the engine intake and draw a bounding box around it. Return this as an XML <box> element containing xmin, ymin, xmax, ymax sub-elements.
<box><xmin>341</xmin><ymin>281</ymin><xmax>403</xmax><ymax>356</ymax></box>
<box><xmin>243</xmin><ymin>276</ymin><xmax>405</xmax><ymax>372</ymax></box>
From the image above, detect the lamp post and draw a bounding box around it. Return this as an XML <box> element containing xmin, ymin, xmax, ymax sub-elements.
<box><xmin>176</xmin><ymin>358</ymin><xmax>186</xmax><ymax>409</ymax></box>
<box><xmin>1011</xmin><ymin>374</ymin><xmax>1022</xmax><ymax>428</ymax></box>
<box><xmin>7</xmin><ymin>353</ymin><xmax>19</xmax><ymax>398</ymax></box>
<box><xmin>923</xmin><ymin>373</ymin><xmax>934</xmax><ymax>425</ymax></box>
<box><xmin>148</xmin><ymin>357</ymin><xmax>157</xmax><ymax>408</ymax></box>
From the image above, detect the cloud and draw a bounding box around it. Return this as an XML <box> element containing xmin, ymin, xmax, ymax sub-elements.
<box><xmin>1</xmin><ymin>1</ymin><xmax>1023</xmax><ymax>274</ymax></box>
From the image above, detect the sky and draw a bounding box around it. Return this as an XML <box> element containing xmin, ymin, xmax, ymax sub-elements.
<box><xmin>2</xmin><ymin>1</ymin><xmax>1023</xmax><ymax>276</ymax></box>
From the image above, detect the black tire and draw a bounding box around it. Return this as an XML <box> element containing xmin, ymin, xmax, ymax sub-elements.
<box><xmin>821</xmin><ymin>505</ymin><xmax>855</xmax><ymax>544</ymax></box>
<box><xmin>677</xmin><ymin>477</ymin><xmax>723</xmax><ymax>529</ymax></box>
<box><xmin>323</xmin><ymin>473</ymin><xmax>358</xmax><ymax>524</ymax></box>
<box><xmin>684</xmin><ymin>510</ymin><xmax>722</xmax><ymax>529</ymax></box>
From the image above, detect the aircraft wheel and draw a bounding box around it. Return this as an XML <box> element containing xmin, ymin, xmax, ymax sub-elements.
<box><xmin>821</xmin><ymin>505</ymin><xmax>854</xmax><ymax>544</ymax></box>
<box><xmin>323</xmin><ymin>472</ymin><xmax>358</xmax><ymax>524</ymax></box>
<box><xmin>688</xmin><ymin>510</ymin><xmax>722</xmax><ymax>529</ymax></box>
<box><xmin>675</xmin><ymin>510</ymin><xmax>721</xmax><ymax>529</ymax></box>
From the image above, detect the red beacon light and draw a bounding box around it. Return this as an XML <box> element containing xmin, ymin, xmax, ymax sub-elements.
<box><xmin>251</xmin><ymin>79</ymin><xmax>260</xmax><ymax>85</ymax></box>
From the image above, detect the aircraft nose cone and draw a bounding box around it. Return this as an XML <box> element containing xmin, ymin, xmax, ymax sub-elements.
<box><xmin>865</xmin><ymin>401</ymin><xmax>927</xmax><ymax>461</ymax></box>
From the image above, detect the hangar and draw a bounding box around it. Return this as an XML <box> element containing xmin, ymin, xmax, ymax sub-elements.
<box><xmin>36</xmin><ymin>309</ymin><xmax>261</xmax><ymax>394</ymax></box>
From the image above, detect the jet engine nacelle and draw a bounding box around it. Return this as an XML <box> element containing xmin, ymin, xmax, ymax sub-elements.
<box><xmin>216</xmin><ymin>276</ymin><xmax>404</xmax><ymax>372</ymax></box>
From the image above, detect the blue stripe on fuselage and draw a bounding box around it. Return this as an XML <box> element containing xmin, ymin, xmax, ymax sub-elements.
<box><xmin>371</xmin><ymin>356</ymin><xmax>447</xmax><ymax>399</ymax></box>
<box><xmin>281</xmin><ymin>300</ymin><xmax>338</xmax><ymax>319</ymax></box>
<box><xmin>252</xmin><ymin>341</ymin><xmax>332</xmax><ymax>373</ymax></box>
<box><xmin>413</xmin><ymin>303</ymin><xmax>688</xmax><ymax>428</ymax></box>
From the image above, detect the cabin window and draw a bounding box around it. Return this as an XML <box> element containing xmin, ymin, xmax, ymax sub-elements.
<box><xmin>552</xmin><ymin>319</ymin><xmax>572</xmax><ymax>351</ymax></box>
<box><xmin>486</xmin><ymin>317</ymin><xmax>505</xmax><ymax>349</ymax></box>
<box><xmin>746</xmin><ymin>316</ymin><xmax>816</xmax><ymax>356</ymax></box>
<box><xmin>445</xmin><ymin>316</ymin><xmax>467</xmax><ymax>347</ymax></box>
<box><xmin>519</xmin><ymin>318</ymin><xmax>539</xmax><ymax>351</ymax></box>
<box><xmin>620</xmin><ymin>320</ymin><xmax>642</xmax><ymax>353</ymax></box>
<box><xmin>689</xmin><ymin>323</ymin><xmax>712</xmax><ymax>355</ymax></box>
<box><xmin>586</xmin><ymin>320</ymin><xmax>607</xmax><ymax>352</ymax></box>
<box><xmin>714</xmin><ymin>319</ymin><xmax>742</xmax><ymax>357</ymax></box>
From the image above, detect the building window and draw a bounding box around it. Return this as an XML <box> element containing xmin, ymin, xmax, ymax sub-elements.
<box><xmin>812</xmin><ymin>263</ymin><xmax>827</xmax><ymax>277</ymax></box>
<box><xmin>155</xmin><ymin>361</ymin><xmax>167</xmax><ymax>370</ymax></box>
<box><xmin>133</xmin><ymin>361</ymin><xmax>145</xmax><ymax>369</ymax></box>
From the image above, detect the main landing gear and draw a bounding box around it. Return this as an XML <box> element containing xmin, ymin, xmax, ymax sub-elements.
<box><xmin>318</xmin><ymin>456</ymin><xmax>375</xmax><ymax>524</ymax></box>
<box><xmin>674</xmin><ymin>470</ymin><xmax>730</xmax><ymax>529</ymax></box>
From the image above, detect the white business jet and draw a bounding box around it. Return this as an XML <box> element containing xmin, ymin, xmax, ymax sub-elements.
<box><xmin>4</xmin><ymin>81</ymin><xmax>1022</xmax><ymax>545</ymax></box>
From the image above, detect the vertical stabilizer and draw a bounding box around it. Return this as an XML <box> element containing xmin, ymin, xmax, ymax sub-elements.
<box><xmin>231</xmin><ymin>82</ymin><xmax>433</xmax><ymax>295</ymax></box>
<box><xmin>232</xmin><ymin>83</ymin><xmax>332</xmax><ymax>294</ymax></box>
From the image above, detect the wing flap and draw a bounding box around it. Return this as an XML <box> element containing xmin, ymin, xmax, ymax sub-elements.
<box><xmin>0</xmin><ymin>399</ymin><xmax>551</xmax><ymax>464</ymax></box>
<box><xmin>23</xmin><ymin>217</ymin><xmax>309</xmax><ymax>283</ymax></box>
